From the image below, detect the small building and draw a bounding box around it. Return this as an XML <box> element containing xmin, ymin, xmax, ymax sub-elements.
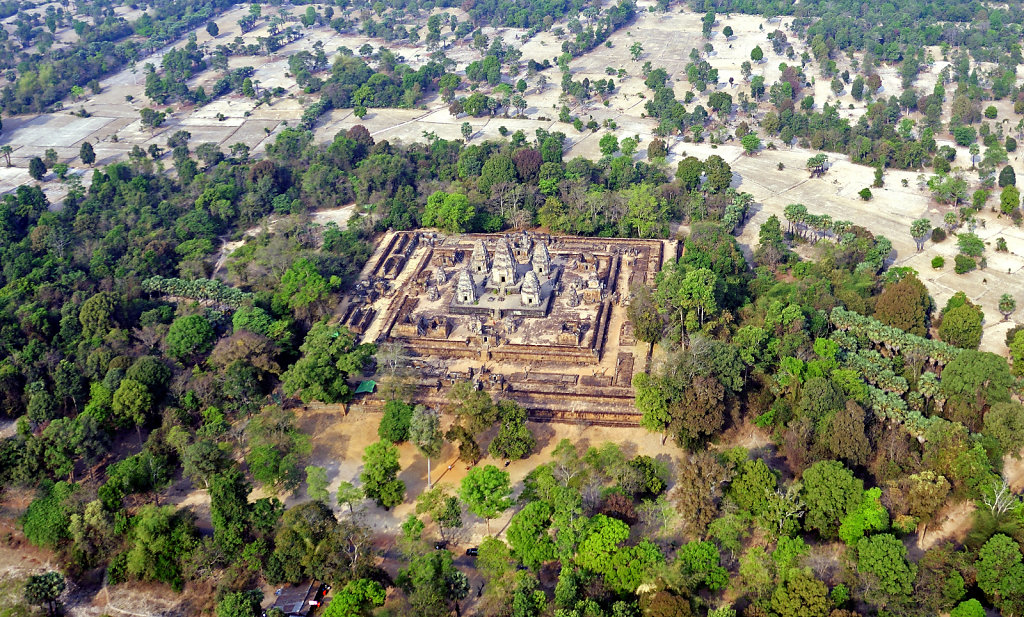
<box><xmin>471</xmin><ymin>240</ymin><xmax>490</xmax><ymax>274</ymax></box>
<box><xmin>521</xmin><ymin>270</ymin><xmax>541</xmax><ymax>306</ymax></box>
<box><xmin>270</xmin><ymin>582</ymin><xmax>327</xmax><ymax>617</ymax></box>
<box><xmin>456</xmin><ymin>268</ymin><xmax>477</xmax><ymax>304</ymax></box>
<box><xmin>532</xmin><ymin>243</ymin><xmax>552</xmax><ymax>277</ymax></box>
<box><xmin>490</xmin><ymin>239</ymin><xmax>518</xmax><ymax>287</ymax></box>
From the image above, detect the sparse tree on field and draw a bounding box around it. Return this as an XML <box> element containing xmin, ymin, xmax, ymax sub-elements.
<box><xmin>999</xmin><ymin>294</ymin><xmax>1017</xmax><ymax>321</ymax></box>
<box><xmin>910</xmin><ymin>218</ymin><xmax>932</xmax><ymax>251</ymax></box>
<box><xmin>79</xmin><ymin>141</ymin><xmax>95</xmax><ymax>166</ymax></box>
<box><xmin>409</xmin><ymin>406</ymin><xmax>443</xmax><ymax>489</ymax></box>
<box><xmin>630</xmin><ymin>41</ymin><xmax>643</xmax><ymax>61</ymax></box>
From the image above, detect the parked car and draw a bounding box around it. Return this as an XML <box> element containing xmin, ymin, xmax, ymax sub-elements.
<box><xmin>465</xmin><ymin>547</ymin><xmax>479</xmax><ymax>556</ymax></box>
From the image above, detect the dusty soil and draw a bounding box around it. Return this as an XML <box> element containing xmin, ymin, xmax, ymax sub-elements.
<box><xmin>260</xmin><ymin>405</ymin><xmax>686</xmax><ymax>544</ymax></box>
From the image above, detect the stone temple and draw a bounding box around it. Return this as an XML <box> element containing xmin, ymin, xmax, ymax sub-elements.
<box><xmin>450</xmin><ymin>237</ymin><xmax>558</xmax><ymax>318</ymax></box>
<box><xmin>337</xmin><ymin>230</ymin><xmax>672</xmax><ymax>425</ymax></box>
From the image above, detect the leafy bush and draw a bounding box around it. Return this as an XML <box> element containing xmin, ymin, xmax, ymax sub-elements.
<box><xmin>858</xmin><ymin>188</ymin><xmax>872</xmax><ymax>200</ymax></box>
<box><xmin>954</xmin><ymin>254</ymin><xmax>976</xmax><ymax>274</ymax></box>
<box><xmin>931</xmin><ymin>256</ymin><xmax>945</xmax><ymax>269</ymax></box>
<box><xmin>931</xmin><ymin>227</ymin><xmax>946</xmax><ymax>242</ymax></box>
<box><xmin>22</xmin><ymin>482</ymin><xmax>78</xmax><ymax>549</ymax></box>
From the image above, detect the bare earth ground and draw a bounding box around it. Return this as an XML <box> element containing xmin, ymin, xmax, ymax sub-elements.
<box><xmin>255</xmin><ymin>405</ymin><xmax>685</xmax><ymax>543</ymax></box>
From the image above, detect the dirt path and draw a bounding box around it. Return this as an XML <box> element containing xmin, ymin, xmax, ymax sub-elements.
<box><xmin>918</xmin><ymin>500</ymin><xmax>976</xmax><ymax>552</ymax></box>
<box><xmin>210</xmin><ymin>204</ymin><xmax>357</xmax><ymax>279</ymax></box>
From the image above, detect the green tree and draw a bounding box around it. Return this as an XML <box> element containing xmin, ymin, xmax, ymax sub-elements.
<box><xmin>630</xmin><ymin>41</ymin><xmax>644</xmax><ymax>61</ymax></box>
<box><xmin>956</xmin><ymin>232</ymin><xmax>985</xmax><ymax>257</ymax></box>
<box><xmin>976</xmin><ymin>534</ymin><xmax>1024</xmax><ymax>613</ymax></box>
<box><xmin>984</xmin><ymin>402</ymin><xmax>1024</xmax><ymax>457</ymax></box>
<box><xmin>801</xmin><ymin>461</ymin><xmax>863</xmax><ymax>538</ymax></box>
<box><xmin>488</xmin><ymin>400</ymin><xmax>536</xmax><ymax>461</ymax></box>
<box><xmin>507</xmin><ymin>501</ymin><xmax>556</xmax><ymax>569</ymax></box>
<box><xmin>423</xmin><ymin>190</ymin><xmax>475</xmax><ymax>233</ymax></box>
<box><xmin>206</xmin><ymin>21</ymin><xmax>219</xmax><ymax>37</ymax></box>
<box><xmin>770</xmin><ymin>568</ymin><xmax>829</xmax><ymax>617</ymax></box>
<box><xmin>306</xmin><ymin>466</ymin><xmax>330</xmax><ymax>502</ymax></box>
<box><xmin>671</xmin><ymin>540</ymin><xmax>728</xmax><ymax>592</ymax></box>
<box><xmin>574</xmin><ymin>514</ymin><xmax>664</xmax><ymax>594</ymax></box>
<box><xmin>112</xmin><ymin>378</ymin><xmax>152</xmax><ymax>441</ymax></box>
<box><xmin>23</xmin><ymin>482</ymin><xmax>77</xmax><ymax>549</ymax></box>
<box><xmin>703</xmin><ymin>155</ymin><xmax>733</xmax><ymax>192</ymax></box>
<box><xmin>28</xmin><ymin>156</ymin><xmax>45</xmax><ymax>181</ymax></box>
<box><xmin>740</xmin><ymin>133</ymin><xmax>761</xmax><ymax>155</ymax></box>
<box><xmin>938</xmin><ymin>304</ymin><xmax>984</xmax><ymax>350</ymax></box>
<box><xmin>361</xmin><ymin>440</ymin><xmax>405</xmax><ymax>509</ymax></box>
<box><xmin>281</xmin><ymin>322</ymin><xmax>375</xmax><ymax>404</ymax></box>
<box><xmin>24</xmin><ymin>571</ymin><xmax>65</xmax><ymax>615</ymax></box>
<box><xmin>941</xmin><ymin>349</ymin><xmax>1013</xmax><ymax>409</ymax></box>
<box><xmin>999</xmin><ymin>294</ymin><xmax>1017</xmax><ymax>321</ymax></box>
<box><xmin>245</xmin><ymin>406</ymin><xmax>312</xmax><ymax>492</ymax></box>
<box><xmin>950</xmin><ymin>599</ymin><xmax>986</xmax><ymax>617</ymax></box>
<box><xmin>415</xmin><ymin>486</ymin><xmax>462</xmax><ymax>542</ymax></box>
<box><xmin>728</xmin><ymin>459</ymin><xmax>777</xmax><ymax>516</ymax></box>
<box><xmin>478</xmin><ymin>154</ymin><xmax>517</xmax><ymax>194</ymax></box>
<box><xmin>910</xmin><ymin>218</ymin><xmax>931</xmax><ymax>251</ymax></box>
<box><xmin>336</xmin><ymin>481</ymin><xmax>363</xmax><ymax>514</ymax></box>
<box><xmin>165</xmin><ymin>314</ymin><xmax>216</xmax><ymax>361</ymax></box>
<box><xmin>216</xmin><ymin>590</ymin><xmax>262</xmax><ymax>617</ymax></box>
<box><xmin>999</xmin><ymin>165</ymin><xmax>1016</xmax><ymax>187</ymax></box>
<box><xmin>447</xmin><ymin>380</ymin><xmax>498</xmax><ymax>435</ymax></box>
<box><xmin>276</xmin><ymin>258</ymin><xmax>338</xmax><ymax>319</ymax></box>
<box><xmin>460</xmin><ymin>465</ymin><xmax>512</xmax><ymax>533</ymax></box>
<box><xmin>397</xmin><ymin>549</ymin><xmax>469</xmax><ymax>617</ymax></box>
<box><xmin>322</xmin><ymin>579</ymin><xmax>386</xmax><ymax>617</ymax></box>
<box><xmin>209</xmin><ymin>467</ymin><xmax>252</xmax><ymax>553</ymax></box>
<box><xmin>79</xmin><ymin>141</ymin><xmax>96</xmax><ymax>165</ymax></box>
<box><xmin>676</xmin><ymin>156</ymin><xmax>704</xmax><ymax>191</ymax></box>
<box><xmin>140</xmin><ymin>107</ymin><xmax>167</xmax><ymax>131</ymax></box>
<box><xmin>1001</xmin><ymin>185</ymin><xmax>1020</xmax><ymax>214</ymax></box>
<box><xmin>124</xmin><ymin>505</ymin><xmax>197</xmax><ymax>591</ymax></box>
<box><xmin>409</xmin><ymin>406</ymin><xmax>443</xmax><ymax>488</ymax></box>
<box><xmin>378</xmin><ymin>399</ymin><xmax>414</xmax><ymax>443</ymax></box>
<box><xmin>599</xmin><ymin>133</ymin><xmax>620</xmax><ymax>156</ymax></box>
<box><xmin>751</xmin><ymin>46</ymin><xmax>763</xmax><ymax>62</ymax></box>
<box><xmin>622</xmin><ymin>183</ymin><xmax>664</xmax><ymax>238</ymax></box>
<box><xmin>838</xmin><ymin>487</ymin><xmax>889</xmax><ymax>545</ymax></box>
<box><xmin>856</xmin><ymin>534</ymin><xmax>917</xmax><ymax>604</ymax></box>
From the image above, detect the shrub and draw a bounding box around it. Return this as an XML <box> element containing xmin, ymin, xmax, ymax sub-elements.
<box><xmin>931</xmin><ymin>227</ymin><xmax>946</xmax><ymax>242</ymax></box>
<box><xmin>931</xmin><ymin>256</ymin><xmax>945</xmax><ymax>269</ymax></box>
<box><xmin>954</xmin><ymin>254</ymin><xmax>976</xmax><ymax>274</ymax></box>
<box><xmin>985</xmin><ymin>105</ymin><xmax>998</xmax><ymax>119</ymax></box>
<box><xmin>858</xmin><ymin>188</ymin><xmax>872</xmax><ymax>201</ymax></box>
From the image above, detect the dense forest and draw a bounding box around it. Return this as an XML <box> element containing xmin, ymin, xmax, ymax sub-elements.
<box><xmin>1</xmin><ymin>107</ymin><xmax>1023</xmax><ymax>616</ymax></box>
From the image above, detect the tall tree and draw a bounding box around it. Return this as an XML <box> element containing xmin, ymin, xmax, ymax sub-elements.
<box><xmin>460</xmin><ymin>465</ymin><xmax>512</xmax><ymax>534</ymax></box>
<box><xmin>361</xmin><ymin>440</ymin><xmax>405</xmax><ymax>509</ymax></box>
<box><xmin>24</xmin><ymin>572</ymin><xmax>65</xmax><ymax>616</ymax></box>
<box><xmin>910</xmin><ymin>218</ymin><xmax>932</xmax><ymax>251</ymax></box>
<box><xmin>409</xmin><ymin>406</ymin><xmax>443</xmax><ymax>489</ymax></box>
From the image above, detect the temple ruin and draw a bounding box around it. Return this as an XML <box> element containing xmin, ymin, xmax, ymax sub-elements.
<box><xmin>337</xmin><ymin>230</ymin><xmax>674</xmax><ymax>425</ymax></box>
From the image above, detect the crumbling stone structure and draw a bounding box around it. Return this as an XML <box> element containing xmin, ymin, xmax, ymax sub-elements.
<box><xmin>349</xmin><ymin>230</ymin><xmax>670</xmax><ymax>425</ymax></box>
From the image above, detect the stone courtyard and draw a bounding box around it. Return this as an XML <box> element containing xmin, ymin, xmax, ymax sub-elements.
<box><xmin>339</xmin><ymin>230</ymin><xmax>673</xmax><ymax>425</ymax></box>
